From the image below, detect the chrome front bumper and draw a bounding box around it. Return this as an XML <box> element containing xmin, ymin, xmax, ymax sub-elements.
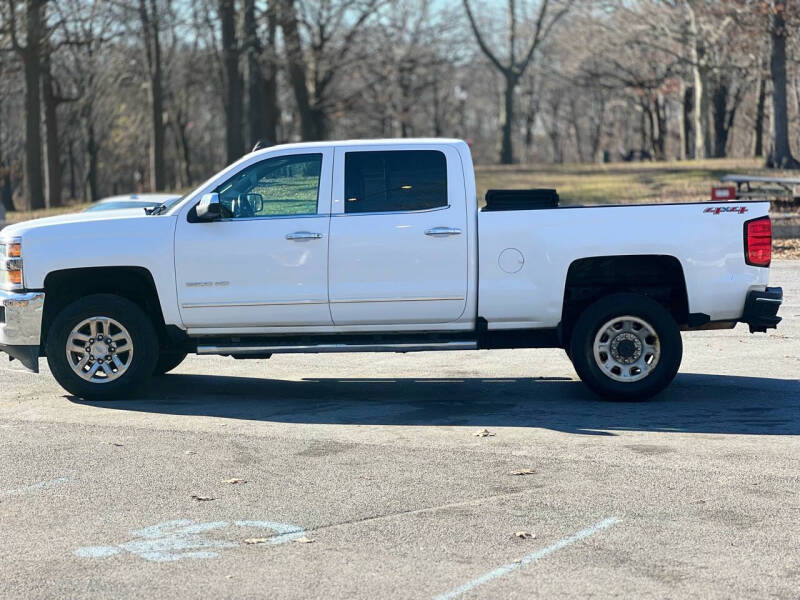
<box><xmin>0</xmin><ymin>289</ymin><xmax>45</xmax><ymax>372</ymax></box>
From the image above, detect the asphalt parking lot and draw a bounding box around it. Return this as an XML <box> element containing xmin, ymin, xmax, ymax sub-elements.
<box><xmin>0</xmin><ymin>261</ymin><xmax>798</xmax><ymax>599</ymax></box>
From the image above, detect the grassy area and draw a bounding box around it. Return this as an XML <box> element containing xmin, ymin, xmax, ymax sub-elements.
<box><xmin>473</xmin><ymin>157</ymin><xmax>782</xmax><ymax>205</ymax></box>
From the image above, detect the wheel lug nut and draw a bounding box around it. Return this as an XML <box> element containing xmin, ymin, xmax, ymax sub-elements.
<box><xmin>105</xmin><ymin>355</ymin><xmax>111</xmax><ymax>361</ymax></box>
<box><xmin>89</xmin><ymin>338</ymin><xmax>95</xmax><ymax>344</ymax></box>
<box><xmin>98</xmin><ymin>359</ymin><xmax>103</xmax><ymax>364</ymax></box>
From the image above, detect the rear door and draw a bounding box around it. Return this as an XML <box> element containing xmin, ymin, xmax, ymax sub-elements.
<box><xmin>328</xmin><ymin>145</ymin><xmax>468</xmax><ymax>325</ymax></box>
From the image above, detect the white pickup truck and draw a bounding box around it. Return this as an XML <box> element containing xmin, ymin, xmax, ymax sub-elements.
<box><xmin>0</xmin><ymin>139</ymin><xmax>783</xmax><ymax>400</ymax></box>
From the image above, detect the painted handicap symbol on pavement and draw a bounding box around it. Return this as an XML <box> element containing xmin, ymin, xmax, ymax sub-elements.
<box><xmin>75</xmin><ymin>519</ymin><xmax>306</xmax><ymax>562</ymax></box>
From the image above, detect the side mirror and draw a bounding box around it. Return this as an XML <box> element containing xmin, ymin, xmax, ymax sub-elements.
<box><xmin>244</xmin><ymin>193</ymin><xmax>264</xmax><ymax>213</ymax></box>
<box><xmin>196</xmin><ymin>193</ymin><xmax>221</xmax><ymax>221</ymax></box>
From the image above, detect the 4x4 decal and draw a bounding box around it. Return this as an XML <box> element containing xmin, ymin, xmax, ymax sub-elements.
<box><xmin>704</xmin><ymin>206</ymin><xmax>748</xmax><ymax>215</ymax></box>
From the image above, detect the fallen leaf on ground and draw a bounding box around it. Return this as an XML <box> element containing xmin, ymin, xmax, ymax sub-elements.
<box><xmin>191</xmin><ymin>495</ymin><xmax>215</xmax><ymax>502</ymax></box>
<box><xmin>224</xmin><ymin>478</ymin><xmax>247</xmax><ymax>484</ymax></box>
<box><xmin>510</xmin><ymin>468</ymin><xmax>535</xmax><ymax>476</ymax></box>
<box><xmin>293</xmin><ymin>537</ymin><xmax>314</xmax><ymax>544</ymax></box>
<box><xmin>184</xmin><ymin>450</ymin><xmax>196</xmax><ymax>455</ymax></box>
<box><xmin>513</xmin><ymin>531</ymin><xmax>535</xmax><ymax>539</ymax></box>
<box><xmin>474</xmin><ymin>429</ymin><xmax>495</xmax><ymax>437</ymax></box>
<box><xmin>244</xmin><ymin>538</ymin><xmax>270</xmax><ymax>545</ymax></box>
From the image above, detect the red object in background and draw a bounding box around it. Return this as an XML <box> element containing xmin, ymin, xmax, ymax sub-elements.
<box><xmin>744</xmin><ymin>217</ymin><xmax>772</xmax><ymax>267</ymax></box>
<box><xmin>711</xmin><ymin>186</ymin><xmax>737</xmax><ymax>201</ymax></box>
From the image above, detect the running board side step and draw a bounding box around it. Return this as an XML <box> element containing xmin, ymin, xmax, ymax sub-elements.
<box><xmin>197</xmin><ymin>341</ymin><xmax>478</xmax><ymax>356</ymax></box>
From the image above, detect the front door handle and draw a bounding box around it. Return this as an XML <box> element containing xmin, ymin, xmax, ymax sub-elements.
<box><xmin>286</xmin><ymin>231</ymin><xmax>323</xmax><ymax>240</ymax></box>
<box><xmin>425</xmin><ymin>227</ymin><xmax>462</xmax><ymax>236</ymax></box>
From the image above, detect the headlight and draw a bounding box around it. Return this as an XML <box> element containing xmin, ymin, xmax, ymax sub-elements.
<box><xmin>0</xmin><ymin>238</ymin><xmax>23</xmax><ymax>290</ymax></box>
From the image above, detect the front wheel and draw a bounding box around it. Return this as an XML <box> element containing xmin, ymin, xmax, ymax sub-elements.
<box><xmin>569</xmin><ymin>293</ymin><xmax>682</xmax><ymax>400</ymax></box>
<box><xmin>154</xmin><ymin>350</ymin><xmax>188</xmax><ymax>376</ymax></box>
<box><xmin>46</xmin><ymin>294</ymin><xmax>158</xmax><ymax>400</ymax></box>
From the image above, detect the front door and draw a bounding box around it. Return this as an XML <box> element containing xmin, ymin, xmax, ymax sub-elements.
<box><xmin>328</xmin><ymin>145</ymin><xmax>469</xmax><ymax>325</ymax></box>
<box><xmin>174</xmin><ymin>149</ymin><xmax>333</xmax><ymax>329</ymax></box>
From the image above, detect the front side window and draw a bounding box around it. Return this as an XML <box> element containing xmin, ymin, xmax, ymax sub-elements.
<box><xmin>215</xmin><ymin>153</ymin><xmax>322</xmax><ymax>219</ymax></box>
<box><xmin>344</xmin><ymin>150</ymin><xmax>447</xmax><ymax>214</ymax></box>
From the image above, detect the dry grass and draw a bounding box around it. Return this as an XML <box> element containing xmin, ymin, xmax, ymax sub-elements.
<box><xmin>473</xmin><ymin>157</ymin><xmax>782</xmax><ymax>206</ymax></box>
<box><xmin>774</xmin><ymin>238</ymin><xmax>800</xmax><ymax>260</ymax></box>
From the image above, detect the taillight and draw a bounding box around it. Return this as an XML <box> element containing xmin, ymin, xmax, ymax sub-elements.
<box><xmin>744</xmin><ymin>216</ymin><xmax>771</xmax><ymax>267</ymax></box>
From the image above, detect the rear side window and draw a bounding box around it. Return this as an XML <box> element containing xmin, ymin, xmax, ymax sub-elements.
<box><xmin>344</xmin><ymin>150</ymin><xmax>447</xmax><ymax>214</ymax></box>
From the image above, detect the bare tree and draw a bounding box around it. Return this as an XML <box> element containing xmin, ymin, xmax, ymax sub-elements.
<box><xmin>138</xmin><ymin>0</ymin><xmax>167</xmax><ymax>190</ymax></box>
<box><xmin>279</xmin><ymin>0</ymin><xmax>383</xmax><ymax>141</ymax></box>
<box><xmin>4</xmin><ymin>0</ymin><xmax>47</xmax><ymax>209</ymax></box>
<box><xmin>463</xmin><ymin>0</ymin><xmax>572</xmax><ymax>164</ymax></box>
<box><xmin>767</xmin><ymin>0</ymin><xmax>799</xmax><ymax>168</ymax></box>
<box><xmin>219</xmin><ymin>0</ymin><xmax>243</xmax><ymax>160</ymax></box>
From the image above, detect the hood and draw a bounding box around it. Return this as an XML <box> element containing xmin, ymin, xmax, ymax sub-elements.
<box><xmin>1</xmin><ymin>208</ymin><xmax>151</xmax><ymax>239</ymax></box>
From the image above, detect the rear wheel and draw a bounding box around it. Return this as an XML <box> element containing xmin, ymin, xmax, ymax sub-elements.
<box><xmin>46</xmin><ymin>294</ymin><xmax>158</xmax><ymax>400</ymax></box>
<box><xmin>569</xmin><ymin>293</ymin><xmax>682</xmax><ymax>400</ymax></box>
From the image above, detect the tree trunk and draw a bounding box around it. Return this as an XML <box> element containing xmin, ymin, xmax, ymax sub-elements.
<box><xmin>280</xmin><ymin>0</ymin><xmax>315</xmax><ymax>140</ymax></box>
<box><xmin>84</xmin><ymin>120</ymin><xmax>99</xmax><ymax>202</ymax></box>
<box><xmin>767</xmin><ymin>1</ymin><xmax>798</xmax><ymax>168</ymax></box>
<box><xmin>149</xmin><ymin>57</ymin><xmax>166</xmax><ymax>190</ymax></box>
<box><xmin>220</xmin><ymin>0</ymin><xmax>244</xmax><ymax>160</ymax></box>
<box><xmin>711</xmin><ymin>81</ymin><xmax>729</xmax><ymax>158</ymax></box>
<box><xmin>22</xmin><ymin>0</ymin><xmax>45</xmax><ymax>210</ymax></box>
<box><xmin>681</xmin><ymin>85</ymin><xmax>694</xmax><ymax>159</ymax></box>
<box><xmin>67</xmin><ymin>138</ymin><xmax>77</xmax><ymax>201</ymax></box>
<box><xmin>263</xmin><ymin>4</ymin><xmax>280</xmax><ymax>143</ymax></box>
<box><xmin>652</xmin><ymin>95</ymin><xmax>666</xmax><ymax>161</ymax></box>
<box><xmin>692</xmin><ymin>66</ymin><xmax>711</xmax><ymax>159</ymax></box>
<box><xmin>41</xmin><ymin>48</ymin><xmax>62</xmax><ymax>207</ymax></box>
<box><xmin>687</xmin><ymin>5</ymin><xmax>709</xmax><ymax>159</ymax></box>
<box><xmin>569</xmin><ymin>98</ymin><xmax>586</xmax><ymax>163</ymax></box>
<box><xmin>244</xmin><ymin>0</ymin><xmax>266</xmax><ymax>149</ymax></box>
<box><xmin>1</xmin><ymin>169</ymin><xmax>12</xmax><ymax>212</ymax></box>
<box><xmin>139</xmin><ymin>0</ymin><xmax>166</xmax><ymax>190</ymax></box>
<box><xmin>500</xmin><ymin>74</ymin><xmax>516</xmax><ymax>164</ymax></box>
<box><xmin>753</xmin><ymin>71</ymin><xmax>766</xmax><ymax>158</ymax></box>
<box><xmin>0</xmin><ymin>145</ymin><xmax>13</xmax><ymax>212</ymax></box>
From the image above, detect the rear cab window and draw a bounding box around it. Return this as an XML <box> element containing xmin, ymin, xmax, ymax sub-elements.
<box><xmin>344</xmin><ymin>150</ymin><xmax>448</xmax><ymax>214</ymax></box>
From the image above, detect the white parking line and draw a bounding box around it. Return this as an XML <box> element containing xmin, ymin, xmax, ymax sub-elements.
<box><xmin>0</xmin><ymin>477</ymin><xmax>70</xmax><ymax>498</ymax></box>
<box><xmin>433</xmin><ymin>516</ymin><xmax>621</xmax><ymax>600</ymax></box>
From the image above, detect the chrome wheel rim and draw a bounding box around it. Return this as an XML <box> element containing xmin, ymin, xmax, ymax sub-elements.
<box><xmin>593</xmin><ymin>315</ymin><xmax>660</xmax><ymax>383</ymax></box>
<box><xmin>66</xmin><ymin>317</ymin><xmax>133</xmax><ymax>384</ymax></box>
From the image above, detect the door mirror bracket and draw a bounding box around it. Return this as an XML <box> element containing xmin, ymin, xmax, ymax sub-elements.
<box><xmin>196</xmin><ymin>193</ymin><xmax>222</xmax><ymax>221</ymax></box>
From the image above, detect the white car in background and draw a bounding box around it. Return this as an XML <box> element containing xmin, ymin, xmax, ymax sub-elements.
<box><xmin>84</xmin><ymin>193</ymin><xmax>181</xmax><ymax>213</ymax></box>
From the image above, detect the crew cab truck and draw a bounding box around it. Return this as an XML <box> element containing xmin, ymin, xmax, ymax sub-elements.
<box><xmin>0</xmin><ymin>139</ymin><xmax>783</xmax><ymax>400</ymax></box>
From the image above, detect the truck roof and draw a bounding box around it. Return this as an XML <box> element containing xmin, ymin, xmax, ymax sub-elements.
<box><xmin>249</xmin><ymin>138</ymin><xmax>467</xmax><ymax>156</ymax></box>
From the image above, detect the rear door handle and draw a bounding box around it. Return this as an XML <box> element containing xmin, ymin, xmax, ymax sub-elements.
<box><xmin>286</xmin><ymin>231</ymin><xmax>323</xmax><ymax>240</ymax></box>
<box><xmin>425</xmin><ymin>227</ymin><xmax>462</xmax><ymax>236</ymax></box>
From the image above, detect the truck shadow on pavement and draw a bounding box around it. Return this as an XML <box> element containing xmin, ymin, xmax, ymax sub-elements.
<box><xmin>69</xmin><ymin>372</ymin><xmax>800</xmax><ymax>436</ymax></box>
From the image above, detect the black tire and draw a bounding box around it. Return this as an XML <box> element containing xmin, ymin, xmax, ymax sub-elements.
<box><xmin>153</xmin><ymin>350</ymin><xmax>188</xmax><ymax>376</ymax></box>
<box><xmin>46</xmin><ymin>294</ymin><xmax>158</xmax><ymax>400</ymax></box>
<box><xmin>569</xmin><ymin>293</ymin><xmax>682</xmax><ymax>401</ymax></box>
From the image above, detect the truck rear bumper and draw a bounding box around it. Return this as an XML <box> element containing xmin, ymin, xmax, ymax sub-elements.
<box><xmin>0</xmin><ymin>289</ymin><xmax>45</xmax><ymax>372</ymax></box>
<box><xmin>741</xmin><ymin>287</ymin><xmax>782</xmax><ymax>333</ymax></box>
